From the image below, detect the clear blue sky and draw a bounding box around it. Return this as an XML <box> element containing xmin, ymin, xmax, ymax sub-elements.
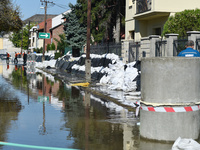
<box><xmin>13</xmin><ymin>0</ymin><xmax>77</xmax><ymax>21</ymax></box>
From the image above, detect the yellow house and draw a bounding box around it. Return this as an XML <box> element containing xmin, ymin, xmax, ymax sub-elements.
<box><xmin>125</xmin><ymin>0</ymin><xmax>200</xmax><ymax>41</ymax></box>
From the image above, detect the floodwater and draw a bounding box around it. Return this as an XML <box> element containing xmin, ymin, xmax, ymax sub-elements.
<box><xmin>0</xmin><ymin>61</ymin><xmax>174</xmax><ymax>150</ymax></box>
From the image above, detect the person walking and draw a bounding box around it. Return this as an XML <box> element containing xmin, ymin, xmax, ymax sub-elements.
<box><xmin>14</xmin><ymin>52</ymin><xmax>18</xmax><ymax>64</ymax></box>
<box><xmin>23</xmin><ymin>52</ymin><xmax>27</xmax><ymax>65</ymax></box>
<box><xmin>6</xmin><ymin>52</ymin><xmax>10</xmax><ymax>64</ymax></box>
<box><xmin>177</xmin><ymin>40</ymin><xmax>200</xmax><ymax>57</ymax></box>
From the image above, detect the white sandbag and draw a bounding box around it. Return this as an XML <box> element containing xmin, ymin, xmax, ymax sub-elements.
<box><xmin>172</xmin><ymin>137</ymin><xmax>200</xmax><ymax>150</ymax></box>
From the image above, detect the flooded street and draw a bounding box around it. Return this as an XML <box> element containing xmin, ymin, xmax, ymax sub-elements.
<box><xmin>0</xmin><ymin>61</ymin><xmax>175</xmax><ymax>150</ymax></box>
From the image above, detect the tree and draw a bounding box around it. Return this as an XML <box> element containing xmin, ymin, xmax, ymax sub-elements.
<box><xmin>162</xmin><ymin>9</ymin><xmax>200</xmax><ymax>38</ymax></box>
<box><xmin>63</xmin><ymin>7</ymin><xmax>87</xmax><ymax>50</ymax></box>
<box><xmin>9</xmin><ymin>24</ymin><xmax>35</xmax><ymax>50</ymax></box>
<box><xmin>0</xmin><ymin>0</ymin><xmax>23</xmax><ymax>34</ymax></box>
<box><xmin>47</xmin><ymin>44</ymin><xmax>51</xmax><ymax>51</ymax></box>
<box><xmin>50</xmin><ymin>43</ymin><xmax>55</xmax><ymax>50</ymax></box>
<box><xmin>72</xmin><ymin>0</ymin><xmax>125</xmax><ymax>43</ymax></box>
<box><xmin>54</xmin><ymin>34</ymin><xmax>68</xmax><ymax>55</ymax></box>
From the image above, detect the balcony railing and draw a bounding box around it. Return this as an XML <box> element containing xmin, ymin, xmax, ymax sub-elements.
<box><xmin>136</xmin><ymin>0</ymin><xmax>151</xmax><ymax>14</ymax></box>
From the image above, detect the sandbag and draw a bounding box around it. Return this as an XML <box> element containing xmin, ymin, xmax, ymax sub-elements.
<box><xmin>172</xmin><ymin>137</ymin><xmax>200</xmax><ymax>150</ymax></box>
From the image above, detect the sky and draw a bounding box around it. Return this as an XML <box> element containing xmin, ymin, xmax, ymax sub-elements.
<box><xmin>13</xmin><ymin>0</ymin><xmax>77</xmax><ymax>21</ymax></box>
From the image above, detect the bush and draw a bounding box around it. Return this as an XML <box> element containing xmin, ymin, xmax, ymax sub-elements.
<box><xmin>51</xmin><ymin>43</ymin><xmax>55</xmax><ymax>50</ymax></box>
<box><xmin>33</xmin><ymin>47</ymin><xmax>43</xmax><ymax>53</ymax></box>
<box><xmin>162</xmin><ymin>9</ymin><xmax>200</xmax><ymax>38</ymax></box>
<box><xmin>54</xmin><ymin>52</ymin><xmax>61</xmax><ymax>59</ymax></box>
<box><xmin>47</xmin><ymin>44</ymin><xmax>51</xmax><ymax>51</ymax></box>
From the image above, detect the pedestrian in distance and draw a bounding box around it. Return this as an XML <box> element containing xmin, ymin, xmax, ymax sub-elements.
<box><xmin>23</xmin><ymin>52</ymin><xmax>27</xmax><ymax>65</ymax></box>
<box><xmin>6</xmin><ymin>52</ymin><xmax>10</xmax><ymax>64</ymax></box>
<box><xmin>177</xmin><ymin>40</ymin><xmax>200</xmax><ymax>57</ymax></box>
<box><xmin>14</xmin><ymin>52</ymin><xmax>18</xmax><ymax>64</ymax></box>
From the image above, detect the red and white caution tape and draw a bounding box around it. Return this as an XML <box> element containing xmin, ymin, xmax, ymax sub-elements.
<box><xmin>140</xmin><ymin>105</ymin><xmax>200</xmax><ymax>112</ymax></box>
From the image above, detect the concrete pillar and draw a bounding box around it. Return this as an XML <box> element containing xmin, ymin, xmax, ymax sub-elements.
<box><xmin>149</xmin><ymin>35</ymin><xmax>160</xmax><ymax>57</ymax></box>
<box><xmin>165</xmin><ymin>33</ymin><xmax>179</xmax><ymax>56</ymax></box>
<box><xmin>187</xmin><ymin>31</ymin><xmax>200</xmax><ymax>50</ymax></box>
<box><xmin>121</xmin><ymin>41</ymin><xmax>130</xmax><ymax>64</ymax></box>
<box><xmin>140</xmin><ymin>37</ymin><xmax>150</xmax><ymax>58</ymax></box>
<box><xmin>140</xmin><ymin>57</ymin><xmax>200</xmax><ymax>141</ymax></box>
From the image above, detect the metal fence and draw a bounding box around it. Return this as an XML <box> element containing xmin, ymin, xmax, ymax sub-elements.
<box><xmin>90</xmin><ymin>42</ymin><xmax>122</xmax><ymax>56</ymax></box>
<box><xmin>196</xmin><ymin>38</ymin><xmax>200</xmax><ymax>52</ymax></box>
<box><xmin>129</xmin><ymin>42</ymin><xmax>140</xmax><ymax>62</ymax></box>
<box><xmin>173</xmin><ymin>39</ymin><xmax>188</xmax><ymax>56</ymax></box>
<box><xmin>155</xmin><ymin>40</ymin><xmax>167</xmax><ymax>57</ymax></box>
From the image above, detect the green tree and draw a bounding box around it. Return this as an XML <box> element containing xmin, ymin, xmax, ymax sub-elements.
<box><xmin>162</xmin><ymin>9</ymin><xmax>200</xmax><ymax>38</ymax></box>
<box><xmin>50</xmin><ymin>42</ymin><xmax>55</xmax><ymax>50</ymax></box>
<box><xmin>54</xmin><ymin>34</ymin><xmax>68</xmax><ymax>55</ymax></box>
<box><xmin>47</xmin><ymin>44</ymin><xmax>51</xmax><ymax>51</ymax></box>
<box><xmin>0</xmin><ymin>0</ymin><xmax>23</xmax><ymax>34</ymax></box>
<box><xmin>72</xmin><ymin>0</ymin><xmax>125</xmax><ymax>43</ymax></box>
<box><xmin>63</xmin><ymin>8</ymin><xmax>87</xmax><ymax>50</ymax></box>
<box><xmin>9</xmin><ymin>24</ymin><xmax>35</xmax><ymax>49</ymax></box>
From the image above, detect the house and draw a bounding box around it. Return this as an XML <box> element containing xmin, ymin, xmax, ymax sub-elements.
<box><xmin>125</xmin><ymin>0</ymin><xmax>200</xmax><ymax>42</ymax></box>
<box><xmin>29</xmin><ymin>10</ymin><xmax>70</xmax><ymax>52</ymax></box>
<box><xmin>50</xmin><ymin>10</ymin><xmax>71</xmax><ymax>49</ymax></box>
<box><xmin>29</xmin><ymin>18</ymin><xmax>52</xmax><ymax>52</ymax></box>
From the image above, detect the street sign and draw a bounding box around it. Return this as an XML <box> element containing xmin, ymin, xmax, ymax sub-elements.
<box><xmin>38</xmin><ymin>32</ymin><xmax>50</xmax><ymax>39</ymax></box>
<box><xmin>38</xmin><ymin>96</ymin><xmax>49</xmax><ymax>102</ymax></box>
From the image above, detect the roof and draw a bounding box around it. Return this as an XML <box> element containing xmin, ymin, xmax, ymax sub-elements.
<box><xmin>23</xmin><ymin>14</ymin><xmax>57</xmax><ymax>24</ymax></box>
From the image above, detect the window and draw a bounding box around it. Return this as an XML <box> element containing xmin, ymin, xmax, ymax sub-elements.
<box><xmin>153</xmin><ymin>28</ymin><xmax>161</xmax><ymax>36</ymax></box>
<box><xmin>129</xmin><ymin>31</ymin><xmax>135</xmax><ymax>40</ymax></box>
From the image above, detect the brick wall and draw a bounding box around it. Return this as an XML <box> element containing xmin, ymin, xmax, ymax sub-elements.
<box><xmin>52</xmin><ymin>24</ymin><xmax>64</xmax><ymax>49</ymax></box>
<box><xmin>45</xmin><ymin>18</ymin><xmax>52</xmax><ymax>51</ymax></box>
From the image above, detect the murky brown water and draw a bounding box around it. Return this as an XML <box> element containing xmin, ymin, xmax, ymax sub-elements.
<box><xmin>0</xmin><ymin>62</ymin><xmax>174</xmax><ymax>150</ymax></box>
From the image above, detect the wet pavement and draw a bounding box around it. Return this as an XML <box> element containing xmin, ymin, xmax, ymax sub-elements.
<box><xmin>0</xmin><ymin>61</ymin><xmax>175</xmax><ymax>150</ymax></box>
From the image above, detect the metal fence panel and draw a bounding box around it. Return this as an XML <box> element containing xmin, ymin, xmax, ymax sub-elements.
<box><xmin>173</xmin><ymin>39</ymin><xmax>188</xmax><ymax>56</ymax></box>
<box><xmin>155</xmin><ymin>40</ymin><xmax>167</xmax><ymax>57</ymax></box>
<box><xmin>90</xmin><ymin>42</ymin><xmax>121</xmax><ymax>56</ymax></box>
<box><xmin>196</xmin><ymin>38</ymin><xmax>200</xmax><ymax>52</ymax></box>
<box><xmin>129</xmin><ymin>42</ymin><xmax>140</xmax><ymax>62</ymax></box>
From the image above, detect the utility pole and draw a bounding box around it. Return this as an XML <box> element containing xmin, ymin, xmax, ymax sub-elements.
<box><xmin>27</xmin><ymin>21</ymin><xmax>30</xmax><ymax>53</ymax></box>
<box><xmin>21</xmin><ymin>28</ymin><xmax>23</xmax><ymax>56</ymax></box>
<box><xmin>85</xmin><ymin>0</ymin><xmax>91</xmax><ymax>82</ymax></box>
<box><xmin>40</xmin><ymin>0</ymin><xmax>54</xmax><ymax>61</ymax></box>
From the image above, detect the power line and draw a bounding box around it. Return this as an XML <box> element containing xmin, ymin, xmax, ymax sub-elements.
<box><xmin>53</xmin><ymin>3</ymin><xmax>69</xmax><ymax>9</ymax></box>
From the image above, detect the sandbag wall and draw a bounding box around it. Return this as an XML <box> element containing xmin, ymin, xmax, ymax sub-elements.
<box><xmin>55</xmin><ymin>54</ymin><xmax>141</xmax><ymax>92</ymax></box>
<box><xmin>55</xmin><ymin>54</ymin><xmax>112</xmax><ymax>80</ymax></box>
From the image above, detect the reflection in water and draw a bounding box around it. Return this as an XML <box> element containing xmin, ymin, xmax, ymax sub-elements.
<box><xmin>0</xmin><ymin>63</ymin><xmax>175</xmax><ymax>150</ymax></box>
<box><xmin>0</xmin><ymin>85</ymin><xmax>22</xmax><ymax>145</ymax></box>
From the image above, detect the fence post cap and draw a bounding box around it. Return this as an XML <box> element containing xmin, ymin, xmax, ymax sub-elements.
<box><xmin>149</xmin><ymin>35</ymin><xmax>160</xmax><ymax>39</ymax></box>
<box><xmin>165</xmin><ymin>33</ymin><xmax>179</xmax><ymax>37</ymax></box>
<box><xmin>187</xmin><ymin>31</ymin><xmax>200</xmax><ymax>35</ymax></box>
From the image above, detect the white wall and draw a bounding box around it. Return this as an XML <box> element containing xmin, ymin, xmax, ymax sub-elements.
<box><xmin>52</xmin><ymin>10</ymin><xmax>71</xmax><ymax>29</ymax></box>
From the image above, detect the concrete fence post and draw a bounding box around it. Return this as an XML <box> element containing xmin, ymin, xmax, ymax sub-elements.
<box><xmin>140</xmin><ymin>57</ymin><xmax>200</xmax><ymax>141</ymax></box>
<box><xmin>121</xmin><ymin>40</ymin><xmax>130</xmax><ymax>64</ymax></box>
<box><xmin>187</xmin><ymin>31</ymin><xmax>200</xmax><ymax>50</ymax></box>
<box><xmin>165</xmin><ymin>33</ymin><xmax>179</xmax><ymax>56</ymax></box>
<box><xmin>149</xmin><ymin>35</ymin><xmax>160</xmax><ymax>57</ymax></box>
<box><xmin>140</xmin><ymin>37</ymin><xmax>150</xmax><ymax>58</ymax></box>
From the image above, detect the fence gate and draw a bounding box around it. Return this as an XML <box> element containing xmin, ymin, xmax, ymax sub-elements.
<box><xmin>129</xmin><ymin>42</ymin><xmax>140</xmax><ymax>62</ymax></box>
<box><xmin>173</xmin><ymin>39</ymin><xmax>188</xmax><ymax>56</ymax></box>
<box><xmin>196</xmin><ymin>38</ymin><xmax>200</xmax><ymax>52</ymax></box>
<box><xmin>155</xmin><ymin>40</ymin><xmax>167</xmax><ymax>57</ymax></box>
